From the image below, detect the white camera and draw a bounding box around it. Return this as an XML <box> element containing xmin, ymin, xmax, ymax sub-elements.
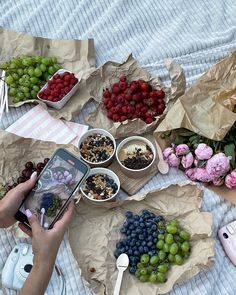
<box><xmin>2</xmin><ymin>243</ymin><xmax>33</xmax><ymax>290</ymax></box>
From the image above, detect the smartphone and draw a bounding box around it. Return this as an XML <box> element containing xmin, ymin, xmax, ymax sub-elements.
<box><xmin>15</xmin><ymin>148</ymin><xmax>90</xmax><ymax>230</ymax></box>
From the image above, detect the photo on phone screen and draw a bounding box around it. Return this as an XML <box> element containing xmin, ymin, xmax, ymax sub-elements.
<box><xmin>18</xmin><ymin>149</ymin><xmax>89</xmax><ymax>229</ymax></box>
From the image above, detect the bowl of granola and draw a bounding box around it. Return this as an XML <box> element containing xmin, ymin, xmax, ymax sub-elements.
<box><xmin>116</xmin><ymin>136</ymin><xmax>156</xmax><ymax>178</ymax></box>
<box><xmin>78</xmin><ymin>128</ymin><xmax>116</xmax><ymax>168</ymax></box>
<box><xmin>80</xmin><ymin>168</ymin><xmax>120</xmax><ymax>204</ymax></box>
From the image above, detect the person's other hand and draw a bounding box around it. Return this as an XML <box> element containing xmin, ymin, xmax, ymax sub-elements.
<box><xmin>0</xmin><ymin>172</ymin><xmax>37</xmax><ymax>228</ymax></box>
<box><xmin>19</xmin><ymin>201</ymin><xmax>74</xmax><ymax>267</ymax></box>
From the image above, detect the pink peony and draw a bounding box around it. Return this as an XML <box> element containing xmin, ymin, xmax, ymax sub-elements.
<box><xmin>185</xmin><ymin>168</ymin><xmax>197</xmax><ymax>181</ymax></box>
<box><xmin>194</xmin><ymin>168</ymin><xmax>213</xmax><ymax>182</ymax></box>
<box><xmin>206</xmin><ymin>153</ymin><xmax>230</xmax><ymax>179</ymax></box>
<box><xmin>181</xmin><ymin>152</ymin><xmax>194</xmax><ymax>168</ymax></box>
<box><xmin>163</xmin><ymin>147</ymin><xmax>174</xmax><ymax>159</ymax></box>
<box><xmin>166</xmin><ymin>153</ymin><xmax>180</xmax><ymax>167</ymax></box>
<box><xmin>175</xmin><ymin>144</ymin><xmax>189</xmax><ymax>156</ymax></box>
<box><xmin>212</xmin><ymin>178</ymin><xmax>224</xmax><ymax>187</ymax></box>
<box><xmin>225</xmin><ymin>170</ymin><xmax>236</xmax><ymax>188</ymax></box>
<box><xmin>195</xmin><ymin>143</ymin><xmax>213</xmax><ymax>160</ymax></box>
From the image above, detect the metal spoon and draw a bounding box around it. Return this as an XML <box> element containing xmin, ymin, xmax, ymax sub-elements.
<box><xmin>113</xmin><ymin>253</ymin><xmax>129</xmax><ymax>295</ymax></box>
<box><xmin>155</xmin><ymin>139</ymin><xmax>169</xmax><ymax>174</ymax></box>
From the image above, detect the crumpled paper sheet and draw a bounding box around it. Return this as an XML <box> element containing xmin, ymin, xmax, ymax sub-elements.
<box><xmin>85</xmin><ymin>54</ymin><xmax>186</xmax><ymax>138</ymax></box>
<box><xmin>0</xmin><ymin>26</ymin><xmax>96</xmax><ymax>120</ymax></box>
<box><xmin>69</xmin><ymin>182</ymin><xmax>214</xmax><ymax>295</ymax></box>
<box><xmin>154</xmin><ymin>50</ymin><xmax>236</xmax><ymax>141</ymax></box>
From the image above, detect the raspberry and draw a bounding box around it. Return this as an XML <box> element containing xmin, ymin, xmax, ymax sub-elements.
<box><xmin>103</xmin><ymin>89</ymin><xmax>111</xmax><ymax>98</ymax></box>
<box><xmin>156</xmin><ymin>103</ymin><xmax>165</xmax><ymax>114</ymax></box>
<box><xmin>155</xmin><ymin>89</ymin><xmax>165</xmax><ymax>99</ymax></box>
<box><xmin>120</xmin><ymin>115</ymin><xmax>127</xmax><ymax>121</ymax></box>
<box><xmin>125</xmin><ymin>93</ymin><xmax>132</xmax><ymax>101</ymax></box>
<box><xmin>112</xmin><ymin>83</ymin><xmax>120</xmax><ymax>94</ymax></box>
<box><xmin>142</xmin><ymin>92</ymin><xmax>148</xmax><ymax>99</ymax></box>
<box><xmin>147</xmin><ymin>97</ymin><xmax>156</xmax><ymax>106</ymax></box>
<box><xmin>145</xmin><ymin>117</ymin><xmax>155</xmax><ymax>124</ymax></box>
<box><xmin>117</xmin><ymin>94</ymin><xmax>125</xmax><ymax>103</ymax></box>
<box><xmin>140</xmin><ymin>82</ymin><xmax>151</xmax><ymax>92</ymax></box>
<box><xmin>141</xmin><ymin>106</ymin><xmax>148</xmax><ymax>113</ymax></box>
<box><xmin>112</xmin><ymin>114</ymin><xmax>120</xmax><ymax>122</ymax></box>
<box><xmin>132</xmin><ymin>93</ymin><xmax>142</xmax><ymax>102</ymax></box>
<box><xmin>127</xmin><ymin>105</ymin><xmax>134</xmax><ymax>114</ymax></box>
<box><xmin>115</xmin><ymin>104</ymin><xmax>122</xmax><ymax>113</ymax></box>
<box><xmin>107</xmin><ymin>111</ymin><xmax>113</xmax><ymax>119</ymax></box>
<box><xmin>130</xmin><ymin>82</ymin><xmax>138</xmax><ymax>93</ymax></box>
<box><xmin>104</xmin><ymin>97</ymin><xmax>111</xmax><ymax>106</ymax></box>
<box><xmin>135</xmin><ymin>103</ymin><xmax>143</xmax><ymax>111</ymax></box>
<box><xmin>120</xmin><ymin>75</ymin><xmax>127</xmax><ymax>82</ymax></box>
<box><xmin>127</xmin><ymin>113</ymin><xmax>133</xmax><ymax>119</ymax></box>
<box><xmin>110</xmin><ymin>94</ymin><xmax>117</xmax><ymax>103</ymax></box>
<box><xmin>110</xmin><ymin>106</ymin><xmax>116</xmax><ymax>113</ymax></box>
<box><xmin>119</xmin><ymin>81</ymin><xmax>128</xmax><ymax>90</ymax></box>
<box><xmin>157</xmin><ymin>98</ymin><xmax>164</xmax><ymax>104</ymax></box>
<box><xmin>106</xmin><ymin>101</ymin><xmax>113</xmax><ymax>109</ymax></box>
<box><xmin>122</xmin><ymin>106</ymin><xmax>128</xmax><ymax>113</ymax></box>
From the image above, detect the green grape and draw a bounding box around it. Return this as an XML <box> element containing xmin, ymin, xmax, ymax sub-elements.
<box><xmin>170</xmin><ymin>219</ymin><xmax>179</xmax><ymax>228</ymax></box>
<box><xmin>140</xmin><ymin>254</ymin><xmax>150</xmax><ymax>264</ymax></box>
<box><xmin>32</xmin><ymin>85</ymin><xmax>40</xmax><ymax>92</ymax></box>
<box><xmin>135</xmin><ymin>269</ymin><xmax>141</xmax><ymax>278</ymax></box>
<box><xmin>157</xmin><ymin>272</ymin><xmax>167</xmax><ymax>283</ymax></box>
<box><xmin>48</xmin><ymin>65</ymin><xmax>56</xmax><ymax>75</ymax></box>
<box><xmin>165</xmin><ymin>234</ymin><xmax>174</xmax><ymax>245</ymax></box>
<box><xmin>169</xmin><ymin>243</ymin><xmax>179</xmax><ymax>255</ymax></box>
<box><xmin>163</xmin><ymin>243</ymin><xmax>170</xmax><ymax>253</ymax></box>
<box><xmin>17</xmin><ymin>68</ymin><xmax>24</xmax><ymax>76</ymax></box>
<box><xmin>53</xmin><ymin>64</ymin><xmax>61</xmax><ymax>72</ymax></box>
<box><xmin>13</xmin><ymin>97</ymin><xmax>21</xmax><ymax>103</ymax></box>
<box><xmin>1</xmin><ymin>63</ymin><xmax>8</xmax><ymax>70</ymax></box>
<box><xmin>23</xmin><ymin>68</ymin><xmax>28</xmax><ymax>74</ymax></box>
<box><xmin>6</xmin><ymin>75</ymin><xmax>14</xmax><ymax>85</ymax></box>
<box><xmin>183</xmin><ymin>252</ymin><xmax>190</xmax><ymax>260</ymax></box>
<box><xmin>34</xmin><ymin>56</ymin><xmax>42</xmax><ymax>63</ymax></box>
<box><xmin>174</xmin><ymin>254</ymin><xmax>183</xmax><ymax>265</ymax></box>
<box><xmin>149</xmin><ymin>273</ymin><xmax>158</xmax><ymax>283</ymax></box>
<box><xmin>140</xmin><ymin>268</ymin><xmax>148</xmax><ymax>276</ymax></box>
<box><xmin>9</xmin><ymin>88</ymin><xmax>17</xmax><ymax>96</ymax></box>
<box><xmin>22</xmin><ymin>87</ymin><xmax>30</xmax><ymax>93</ymax></box>
<box><xmin>24</xmin><ymin>92</ymin><xmax>31</xmax><ymax>99</ymax></box>
<box><xmin>39</xmin><ymin>64</ymin><xmax>47</xmax><ymax>72</ymax></box>
<box><xmin>23</xmin><ymin>80</ymin><xmax>31</xmax><ymax>87</ymax></box>
<box><xmin>166</xmin><ymin>224</ymin><xmax>178</xmax><ymax>234</ymax></box>
<box><xmin>16</xmin><ymin>92</ymin><xmax>24</xmax><ymax>100</ymax></box>
<box><xmin>28</xmin><ymin>68</ymin><xmax>35</xmax><ymax>77</ymax></box>
<box><xmin>146</xmin><ymin>265</ymin><xmax>154</xmax><ymax>275</ymax></box>
<box><xmin>179</xmin><ymin>230</ymin><xmax>190</xmax><ymax>241</ymax></box>
<box><xmin>30</xmin><ymin>77</ymin><xmax>39</xmax><ymax>84</ymax></box>
<box><xmin>19</xmin><ymin>78</ymin><xmax>25</xmax><ymax>85</ymax></box>
<box><xmin>181</xmin><ymin>241</ymin><xmax>190</xmax><ymax>253</ymax></box>
<box><xmin>157</xmin><ymin>264</ymin><xmax>169</xmax><ymax>273</ymax></box>
<box><xmin>158</xmin><ymin>250</ymin><xmax>166</xmax><ymax>261</ymax></box>
<box><xmin>34</xmin><ymin>68</ymin><xmax>42</xmax><ymax>77</ymax></box>
<box><xmin>168</xmin><ymin>253</ymin><xmax>175</xmax><ymax>263</ymax></box>
<box><xmin>9</xmin><ymin>63</ymin><xmax>17</xmax><ymax>69</ymax></box>
<box><xmin>22</xmin><ymin>58</ymin><xmax>33</xmax><ymax>66</ymax></box>
<box><xmin>12</xmin><ymin>73</ymin><xmax>19</xmax><ymax>81</ymax></box>
<box><xmin>42</xmin><ymin>57</ymin><xmax>51</xmax><ymax>65</ymax></box>
<box><xmin>158</xmin><ymin>234</ymin><xmax>165</xmax><ymax>240</ymax></box>
<box><xmin>139</xmin><ymin>275</ymin><xmax>149</xmax><ymax>282</ymax></box>
<box><xmin>30</xmin><ymin>90</ymin><xmax>37</xmax><ymax>99</ymax></box>
<box><xmin>137</xmin><ymin>263</ymin><xmax>143</xmax><ymax>269</ymax></box>
<box><xmin>10</xmin><ymin>82</ymin><xmax>17</xmax><ymax>88</ymax></box>
<box><xmin>22</xmin><ymin>74</ymin><xmax>30</xmax><ymax>80</ymax></box>
<box><xmin>45</xmin><ymin>73</ymin><xmax>52</xmax><ymax>81</ymax></box>
<box><xmin>150</xmin><ymin>255</ymin><xmax>159</xmax><ymax>266</ymax></box>
<box><xmin>156</xmin><ymin>240</ymin><xmax>164</xmax><ymax>249</ymax></box>
<box><xmin>51</xmin><ymin>57</ymin><xmax>58</xmax><ymax>63</ymax></box>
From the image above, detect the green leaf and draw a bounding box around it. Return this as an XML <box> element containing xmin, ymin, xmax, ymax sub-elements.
<box><xmin>178</xmin><ymin>150</ymin><xmax>190</xmax><ymax>156</ymax></box>
<box><xmin>224</xmin><ymin>143</ymin><xmax>235</xmax><ymax>166</ymax></box>
<box><xmin>197</xmin><ymin>160</ymin><xmax>206</xmax><ymax>168</ymax></box>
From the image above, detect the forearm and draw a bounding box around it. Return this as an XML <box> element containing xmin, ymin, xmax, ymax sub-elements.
<box><xmin>19</xmin><ymin>260</ymin><xmax>55</xmax><ymax>295</ymax></box>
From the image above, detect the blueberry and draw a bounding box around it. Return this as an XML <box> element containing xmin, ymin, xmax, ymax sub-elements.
<box><xmin>131</xmin><ymin>232</ymin><xmax>136</xmax><ymax>238</ymax></box>
<box><xmin>151</xmin><ymin>224</ymin><xmax>157</xmax><ymax>231</ymax></box>
<box><xmin>147</xmin><ymin>228</ymin><xmax>152</xmax><ymax>234</ymax></box>
<box><xmin>149</xmin><ymin>213</ymin><xmax>156</xmax><ymax>219</ymax></box>
<box><xmin>125</xmin><ymin>211</ymin><xmax>133</xmax><ymax>219</ymax></box>
<box><xmin>130</xmin><ymin>240</ymin><xmax>136</xmax><ymax>247</ymax></box>
<box><xmin>120</xmin><ymin>247</ymin><xmax>125</xmax><ymax>253</ymax></box>
<box><xmin>139</xmin><ymin>217</ymin><xmax>144</xmax><ymax>223</ymax></box>
<box><xmin>129</xmin><ymin>266</ymin><xmax>137</xmax><ymax>274</ymax></box>
<box><xmin>147</xmin><ymin>235</ymin><xmax>153</xmax><ymax>242</ymax></box>
<box><xmin>152</xmin><ymin>232</ymin><xmax>158</xmax><ymax>238</ymax></box>
<box><xmin>128</xmin><ymin>249</ymin><xmax>133</xmax><ymax>255</ymax></box>
<box><xmin>138</xmin><ymin>234</ymin><xmax>144</xmax><ymax>240</ymax></box>
<box><xmin>159</xmin><ymin>229</ymin><xmax>165</xmax><ymax>235</ymax></box>
<box><xmin>114</xmin><ymin>250</ymin><xmax>120</xmax><ymax>258</ymax></box>
<box><xmin>143</xmin><ymin>246</ymin><xmax>149</xmax><ymax>252</ymax></box>
<box><xmin>134</xmin><ymin>215</ymin><xmax>139</xmax><ymax>221</ymax></box>
<box><xmin>125</xmin><ymin>245</ymin><xmax>129</xmax><ymax>251</ymax></box>
<box><xmin>150</xmin><ymin>250</ymin><xmax>156</xmax><ymax>256</ymax></box>
<box><xmin>147</xmin><ymin>241</ymin><xmax>153</xmax><ymax>248</ymax></box>
<box><xmin>136</xmin><ymin>241</ymin><xmax>141</xmax><ymax>247</ymax></box>
<box><xmin>133</xmin><ymin>221</ymin><xmax>139</xmax><ymax>227</ymax></box>
<box><xmin>133</xmin><ymin>256</ymin><xmax>140</xmax><ymax>264</ymax></box>
<box><xmin>116</xmin><ymin>242</ymin><xmax>124</xmax><ymax>249</ymax></box>
<box><xmin>140</xmin><ymin>223</ymin><xmax>145</xmax><ymax>228</ymax></box>
<box><xmin>123</xmin><ymin>221</ymin><xmax>129</xmax><ymax>228</ymax></box>
<box><xmin>153</xmin><ymin>238</ymin><xmax>157</xmax><ymax>243</ymax></box>
<box><xmin>151</xmin><ymin>245</ymin><xmax>156</xmax><ymax>250</ymax></box>
<box><xmin>120</xmin><ymin>227</ymin><xmax>126</xmax><ymax>234</ymax></box>
<box><xmin>126</xmin><ymin>230</ymin><xmax>131</xmax><ymax>236</ymax></box>
<box><xmin>146</xmin><ymin>222</ymin><xmax>152</xmax><ymax>227</ymax></box>
<box><xmin>135</xmin><ymin>227</ymin><xmax>142</xmax><ymax>234</ymax></box>
<box><xmin>148</xmin><ymin>251</ymin><xmax>153</xmax><ymax>256</ymax></box>
<box><xmin>134</xmin><ymin>250</ymin><xmax>139</xmax><ymax>256</ymax></box>
<box><xmin>141</xmin><ymin>240</ymin><xmax>146</xmax><ymax>246</ymax></box>
<box><xmin>142</xmin><ymin>209</ymin><xmax>150</xmax><ymax>215</ymax></box>
<box><xmin>139</xmin><ymin>246</ymin><xmax>144</xmax><ymax>253</ymax></box>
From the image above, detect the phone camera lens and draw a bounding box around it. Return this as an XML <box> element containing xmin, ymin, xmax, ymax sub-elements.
<box><xmin>223</xmin><ymin>233</ymin><xmax>229</xmax><ymax>239</ymax></box>
<box><xmin>24</xmin><ymin>264</ymin><xmax>33</xmax><ymax>273</ymax></box>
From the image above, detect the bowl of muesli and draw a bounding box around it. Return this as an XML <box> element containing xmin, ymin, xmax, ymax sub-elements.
<box><xmin>78</xmin><ymin>128</ymin><xmax>116</xmax><ymax>167</ymax></box>
<box><xmin>80</xmin><ymin>168</ymin><xmax>120</xmax><ymax>204</ymax></box>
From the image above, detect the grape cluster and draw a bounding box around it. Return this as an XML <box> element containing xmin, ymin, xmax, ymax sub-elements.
<box><xmin>115</xmin><ymin>210</ymin><xmax>191</xmax><ymax>284</ymax></box>
<box><xmin>6</xmin><ymin>158</ymin><xmax>50</xmax><ymax>191</ymax></box>
<box><xmin>1</xmin><ymin>55</ymin><xmax>61</xmax><ymax>103</ymax></box>
<box><xmin>41</xmin><ymin>193</ymin><xmax>62</xmax><ymax>217</ymax></box>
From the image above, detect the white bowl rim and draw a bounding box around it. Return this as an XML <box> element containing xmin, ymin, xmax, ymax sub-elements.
<box><xmin>80</xmin><ymin>167</ymin><xmax>120</xmax><ymax>202</ymax></box>
<box><xmin>116</xmin><ymin>136</ymin><xmax>156</xmax><ymax>172</ymax></box>
<box><xmin>78</xmin><ymin>128</ymin><xmax>116</xmax><ymax>165</ymax></box>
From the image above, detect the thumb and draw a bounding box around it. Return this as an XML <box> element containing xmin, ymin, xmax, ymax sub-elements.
<box><xmin>15</xmin><ymin>172</ymin><xmax>38</xmax><ymax>195</ymax></box>
<box><xmin>26</xmin><ymin>209</ymin><xmax>42</xmax><ymax>233</ymax></box>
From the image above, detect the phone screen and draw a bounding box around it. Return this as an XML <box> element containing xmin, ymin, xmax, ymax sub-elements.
<box><xmin>18</xmin><ymin>151</ymin><xmax>88</xmax><ymax>229</ymax></box>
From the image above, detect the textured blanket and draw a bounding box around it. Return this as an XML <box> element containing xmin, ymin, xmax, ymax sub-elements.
<box><xmin>1</xmin><ymin>0</ymin><xmax>236</xmax><ymax>294</ymax></box>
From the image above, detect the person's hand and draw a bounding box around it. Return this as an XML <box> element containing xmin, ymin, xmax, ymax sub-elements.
<box><xmin>19</xmin><ymin>201</ymin><xmax>74</xmax><ymax>267</ymax></box>
<box><xmin>0</xmin><ymin>172</ymin><xmax>37</xmax><ymax>228</ymax></box>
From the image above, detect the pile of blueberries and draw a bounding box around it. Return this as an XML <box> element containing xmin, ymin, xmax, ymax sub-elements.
<box><xmin>114</xmin><ymin>210</ymin><xmax>165</xmax><ymax>273</ymax></box>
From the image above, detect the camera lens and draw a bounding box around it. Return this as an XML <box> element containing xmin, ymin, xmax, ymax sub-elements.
<box><xmin>223</xmin><ymin>233</ymin><xmax>229</xmax><ymax>239</ymax></box>
<box><xmin>24</xmin><ymin>264</ymin><xmax>33</xmax><ymax>273</ymax></box>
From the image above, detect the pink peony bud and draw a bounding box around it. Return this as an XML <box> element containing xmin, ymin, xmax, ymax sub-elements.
<box><xmin>185</xmin><ymin>168</ymin><xmax>197</xmax><ymax>181</ymax></box>
<box><xmin>163</xmin><ymin>147</ymin><xmax>174</xmax><ymax>159</ymax></box>
<box><xmin>206</xmin><ymin>153</ymin><xmax>230</xmax><ymax>179</ymax></box>
<box><xmin>225</xmin><ymin>170</ymin><xmax>236</xmax><ymax>189</ymax></box>
<box><xmin>175</xmin><ymin>144</ymin><xmax>189</xmax><ymax>156</ymax></box>
<box><xmin>194</xmin><ymin>158</ymin><xmax>198</xmax><ymax>167</ymax></box>
<box><xmin>166</xmin><ymin>153</ymin><xmax>180</xmax><ymax>167</ymax></box>
<box><xmin>212</xmin><ymin>178</ymin><xmax>224</xmax><ymax>186</ymax></box>
<box><xmin>181</xmin><ymin>152</ymin><xmax>194</xmax><ymax>168</ymax></box>
<box><xmin>194</xmin><ymin>167</ymin><xmax>213</xmax><ymax>182</ymax></box>
<box><xmin>195</xmin><ymin>143</ymin><xmax>213</xmax><ymax>160</ymax></box>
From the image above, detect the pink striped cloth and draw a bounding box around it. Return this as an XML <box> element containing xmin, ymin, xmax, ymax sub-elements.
<box><xmin>6</xmin><ymin>105</ymin><xmax>88</xmax><ymax>145</ymax></box>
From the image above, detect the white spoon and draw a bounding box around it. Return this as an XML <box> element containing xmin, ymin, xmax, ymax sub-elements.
<box><xmin>113</xmin><ymin>253</ymin><xmax>129</xmax><ymax>295</ymax></box>
<box><xmin>155</xmin><ymin>139</ymin><xmax>169</xmax><ymax>174</ymax></box>
<box><xmin>40</xmin><ymin>208</ymin><xmax>45</xmax><ymax>226</ymax></box>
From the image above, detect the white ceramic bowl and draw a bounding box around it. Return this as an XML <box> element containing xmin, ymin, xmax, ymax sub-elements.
<box><xmin>78</xmin><ymin>128</ymin><xmax>116</xmax><ymax>168</ymax></box>
<box><xmin>37</xmin><ymin>69</ymin><xmax>80</xmax><ymax>110</ymax></box>
<box><xmin>116</xmin><ymin>136</ymin><xmax>156</xmax><ymax>178</ymax></box>
<box><xmin>80</xmin><ymin>167</ymin><xmax>120</xmax><ymax>204</ymax></box>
